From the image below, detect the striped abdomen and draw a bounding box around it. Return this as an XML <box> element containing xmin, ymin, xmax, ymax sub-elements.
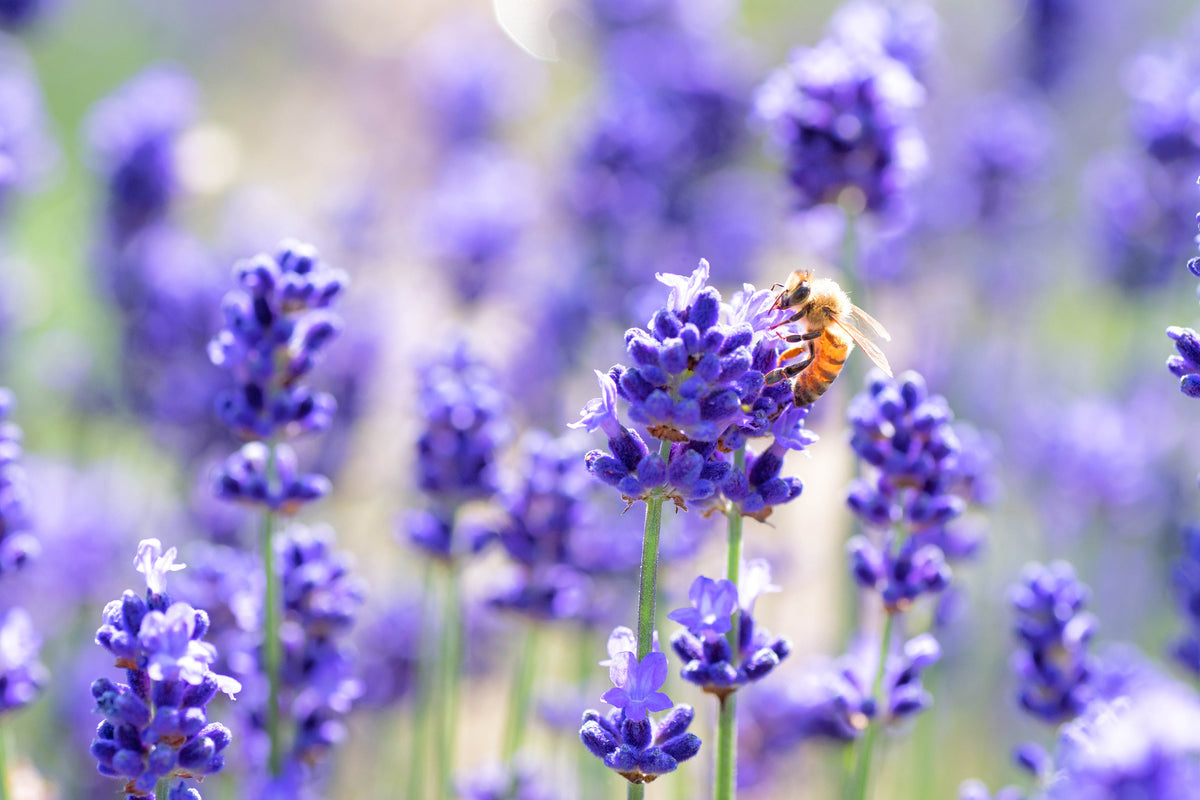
<box><xmin>792</xmin><ymin>327</ymin><xmax>852</xmax><ymax>406</ymax></box>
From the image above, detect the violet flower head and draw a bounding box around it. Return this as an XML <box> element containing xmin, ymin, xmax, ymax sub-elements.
<box><xmin>670</xmin><ymin>563</ymin><xmax>791</xmax><ymax>694</ymax></box>
<box><xmin>1021</xmin><ymin>0</ymin><xmax>1084</xmax><ymax>92</ymax></box>
<box><xmin>957</xmin><ymin>95</ymin><xmax>1053</xmax><ymax>227</ymax></box>
<box><xmin>581</xmin><ymin>635</ymin><xmax>700</xmax><ymax>784</ymax></box>
<box><xmin>754</xmin><ymin>38</ymin><xmax>927</xmax><ymax>214</ymax></box>
<box><xmin>0</xmin><ymin>0</ymin><xmax>56</xmax><ymax>31</ymax></box>
<box><xmin>667</xmin><ymin>576</ymin><xmax>736</xmax><ymax>642</ymax></box>
<box><xmin>356</xmin><ymin>598</ymin><xmax>421</xmax><ymax>709</ymax></box>
<box><xmin>0</xmin><ymin>388</ymin><xmax>37</xmax><ymax>574</ymax></box>
<box><xmin>90</xmin><ymin>539</ymin><xmax>238</xmax><ymax>800</ymax></box>
<box><xmin>574</xmin><ymin>261</ymin><xmax>812</xmax><ymax>513</ymax></box>
<box><xmin>212</xmin><ymin>441</ymin><xmax>331</xmax><ymax>514</ymax></box>
<box><xmin>1042</xmin><ymin>675</ymin><xmax>1200</xmax><ymax>799</ymax></box>
<box><xmin>1009</xmin><ymin>560</ymin><xmax>1098</xmax><ymax>724</ymax></box>
<box><xmin>1124</xmin><ymin>48</ymin><xmax>1200</xmax><ymax>168</ymax></box>
<box><xmin>208</xmin><ymin>239</ymin><xmax>347</xmax><ymax>443</ymax></box>
<box><xmin>0</xmin><ymin>607</ymin><xmax>46</xmax><ymax>714</ymax></box>
<box><xmin>85</xmin><ymin>66</ymin><xmax>196</xmax><ymax>240</ymax></box>
<box><xmin>826</xmin><ymin>0</ymin><xmax>939</xmax><ymax>83</ymax></box>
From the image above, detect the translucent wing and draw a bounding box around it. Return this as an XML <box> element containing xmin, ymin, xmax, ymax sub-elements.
<box><xmin>849</xmin><ymin>303</ymin><xmax>892</xmax><ymax>342</ymax></box>
<box><xmin>833</xmin><ymin>319</ymin><xmax>893</xmax><ymax>378</ymax></box>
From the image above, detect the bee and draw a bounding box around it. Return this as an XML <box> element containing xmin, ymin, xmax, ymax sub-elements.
<box><xmin>764</xmin><ymin>269</ymin><xmax>892</xmax><ymax>406</ymax></box>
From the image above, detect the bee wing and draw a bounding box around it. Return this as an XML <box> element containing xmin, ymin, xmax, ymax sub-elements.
<box><xmin>849</xmin><ymin>304</ymin><xmax>892</xmax><ymax>342</ymax></box>
<box><xmin>833</xmin><ymin>319</ymin><xmax>893</xmax><ymax>378</ymax></box>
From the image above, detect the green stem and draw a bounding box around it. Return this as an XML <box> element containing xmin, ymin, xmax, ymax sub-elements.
<box><xmin>634</xmin><ymin>439</ymin><xmax>672</xmax><ymax>659</ymax></box>
<box><xmin>407</xmin><ymin>564</ymin><xmax>435</xmax><ymax>800</ymax></box>
<box><xmin>913</xmin><ymin>661</ymin><xmax>940</xmax><ymax>798</ymax></box>
<box><xmin>503</xmin><ymin>623</ymin><xmax>540</xmax><ymax>763</ymax></box>
<box><xmin>715</xmin><ymin>446</ymin><xmax>747</xmax><ymax>800</ymax></box>
<box><xmin>261</xmin><ymin>503</ymin><xmax>283</xmax><ymax>777</ymax></box>
<box><xmin>438</xmin><ymin>565</ymin><xmax>463</xmax><ymax>800</ymax></box>
<box><xmin>156</xmin><ymin>778</ymin><xmax>169</xmax><ymax>800</ymax></box>
<box><xmin>0</xmin><ymin>718</ymin><xmax>9</xmax><ymax>800</ymax></box>
<box><xmin>847</xmin><ymin>611</ymin><xmax>896</xmax><ymax>800</ymax></box>
<box><xmin>626</xmin><ymin>438</ymin><xmax>672</xmax><ymax>800</ymax></box>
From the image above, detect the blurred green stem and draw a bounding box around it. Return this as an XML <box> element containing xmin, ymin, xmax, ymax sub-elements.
<box><xmin>914</xmin><ymin>661</ymin><xmax>941</xmax><ymax>798</ymax></box>
<box><xmin>438</xmin><ymin>564</ymin><xmax>463</xmax><ymax>800</ymax></box>
<box><xmin>503</xmin><ymin>624</ymin><xmax>539</xmax><ymax>763</ymax></box>
<box><xmin>628</xmin><ymin>438</ymin><xmax>672</xmax><ymax>800</ymax></box>
<box><xmin>259</xmin><ymin>503</ymin><xmax>282</xmax><ymax>777</ymax></box>
<box><xmin>715</xmin><ymin>445</ymin><xmax>747</xmax><ymax>800</ymax></box>
<box><xmin>846</xmin><ymin>611</ymin><xmax>896</xmax><ymax>800</ymax></box>
<box><xmin>155</xmin><ymin>778</ymin><xmax>169</xmax><ymax>800</ymax></box>
<box><xmin>0</xmin><ymin>718</ymin><xmax>9</xmax><ymax>800</ymax></box>
<box><xmin>407</xmin><ymin>564</ymin><xmax>435</xmax><ymax>800</ymax></box>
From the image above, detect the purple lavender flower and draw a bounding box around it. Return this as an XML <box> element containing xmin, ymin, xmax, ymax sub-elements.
<box><xmin>0</xmin><ymin>607</ymin><xmax>45</xmax><ymax>713</ymax></box>
<box><xmin>826</xmin><ymin>0</ymin><xmax>940</xmax><ymax>83</ymax></box>
<box><xmin>956</xmin><ymin>95</ymin><xmax>1053</xmax><ymax>227</ymax></box>
<box><xmin>1009</xmin><ymin>560</ymin><xmax>1098</xmax><ymax>723</ymax></box>
<box><xmin>1125</xmin><ymin>47</ymin><xmax>1200</xmax><ymax>167</ymax></box>
<box><xmin>1168</xmin><ymin>326</ymin><xmax>1200</xmax><ymax>398</ymax></box>
<box><xmin>275</xmin><ymin>524</ymin><xmax>364</xmax><ymax>762</ymax></box>
<box><xmin>208</xmin><ymin>239</ymin><xmax>347</xmax><ymax>444</ymax></box>
<box><xmin>669</xmin><ymin>564</ymin><xmax>792</xmax><ymax>694</ymax></box>
<box><xmin>667</xmin><ymin>576</ymin><xmax>736</xmax><ymax>641</ymax></box>
<box><xmin>0</xmin><ymin>388</ymin><xmax>37</xmax><ymax>574</ymax></box>
<box><xmin>0</xmin><ymin>0</ymin><xmax>57</xmax><ymax>31</ymax></box>
<box><xmin>212</xmin><ymin>441</ymin><xmax>331</xmax><ymax>514</ymax></box>
<box><xmin>573</xmin><ymin>261</ymin><xmax>814</xmax><ymax>513</ymax></box>
<box><xmin>90</xmin><ymin>539</ymin><xmax>238</xmax><ymax>799</ymax></box>
<box><xmin>601</xmin><ymin>651</ymin><xmax>673</xmax><ymax>722</ymax></box>
<box><xmin>1042</xmin><ymin>673</ymin><xmax>1200</xmax><ymax>799</ymax></box>
<box><xmin>1021</xmin><ymin>0</ymin><xmax>1083</xmax><ymax>91</ymax></box>
<box><xmin>754</xmin><ymin>38</ymin><xmax>926</xmax><ymax>214</ymax></box>
<box><xmin>355</xmin><ymin>598</ymin><xmax>420</xmax><ymax>709</ymax></box>
<box><xmin>86</xmin><ymin>66</ymin><xmax>196</xmax><ymax>241</ymax></box>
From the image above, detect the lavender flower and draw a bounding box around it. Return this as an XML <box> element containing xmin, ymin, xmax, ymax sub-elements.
<box><xmin>956</xmin><ymin>95</ymin><xmax>1053</xmax><ymax>227</ymax></box>
<box><xmin>1168</xmin><ymin>326</ymin><xmax>1200</xmax><ymax>399</ymax></box>
<box><xmin>0</xmin><ymin>0</ymin><xmax>57</xmax><ymax>31</ymax></box>
<box><xmin>86</xmin><ymin>66</ymin><xmax>196</xmax><ymax>241</ymax></box>
<box><xmin>355</xmin><ymin>598</ymin><xmax>421</xmax><ymax>709</ymax></box>
<box><xmin>1009</xmin><ymin>560</ymin><xmax>1098</xmax><ymax>723</ymax></box>
<box><xmin>0</xmin><ymin>607</ymin><xmax>45</xmax><ymax>713</ymax></box>
<box><xmin>0</xmin><ymin>388</ymin><xmax>36</xmax><ymax>574</ymax></box>
<box><xmin>90</xmin><ymin>539</ymin><xmax>238</xmax><ymax>800</ymax></box>
<box><xmin>668</xmin><ymin>564</ymin><xmax>791</xmax><ymax>694</ymax></box>
<box><xmin>212</xmin><ymin>441</ymin><xmax>331</xmax><ymax>514</ymax></box>
<box><xmin>581</xmin><ymin>634</ymin><xmax>700</xmax><ymax>783</ymax></box>
<box><xmin>1021</xmin><ymin>0</ymin><xmax>1084</xmax><ymax>92</ymax></box>
<box><xmin>754</xmin><ymin>38</ymin><xmax>926</xmax><ymax>214</ymax></box>
<box><xmin>1125</xmin><ymin>47</ymin><xmax>1200</xmax><ymax>167</ymax></box>
<box><xmin>826</xmin><ymin>0</ymin><xmax>940</xmax><ymax>83</ymax></box>
<box><xmin>573</xmin><ymin>261</ymin><xmax>814</xmax><ymax>514</ymax></box>
<box><xmin>208</xmin><ymin>239</ymin><xmax>346</xmax><ymax>444</ymax></box>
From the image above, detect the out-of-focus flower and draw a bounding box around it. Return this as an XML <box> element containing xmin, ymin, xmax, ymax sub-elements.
<box><xmin>0</xmin><ymin>388</ymin><xmax>36</xmax><ymax>575</ymax></box>
<box><xmin>1021</xmin><ymin>0</ymin><xmax>1084</xmax><ymax>92</ymax></box>
<box><xmin>86</xmin><ymin>66</ymin><xmax>196</xmax><ymax>241</ymax></box>
<box><xmin>1171</xmin><ymin>526</ymin><xmax>1200</xmax><ymax>674</ymax></box>
<box><xmin>754</xmin><ymin>39</ymin><xmax>926</xmax><ymax>214</ymax></box>
<box><xmin>956</xmin><ymin>95</ymin><xmax>1053</xmax><ymax>227</ymax></box>
<box><xmin>1009</xmin><ymin>560</ymin><xmax>1097</xmax><ymax>724</ymax></box>
<box><xmin>826</xmin><ymin>0</ymin><xmax>939</xmax><ymax>83</ymax></box>
<box><xmin>0</xmin><ymin>42</ymin><xmax>55</xmax><ymax>209</ymax></box>
<box><xmin>0</xmin><ymin>607</ymin><xmax>44</xmax><ymax>713</ymax></box>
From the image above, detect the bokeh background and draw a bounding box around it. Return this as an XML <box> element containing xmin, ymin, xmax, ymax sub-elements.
<box><xmin>3</xmin><ymin>0</ymin><xmax>1200</xmax><ymax>797</ymax></box>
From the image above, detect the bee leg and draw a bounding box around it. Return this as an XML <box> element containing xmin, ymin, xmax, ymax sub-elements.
<box><xmin>765</xmin><ymin>349</ymin><xmax>815</xmax><ymax>384</ymax></box>
<box><xmin>769</xmin><ymin>308</ymin><xmax>808</xmax><ymax>330</ymax></box>
<box><xmin>782</xmin><ymin>331</ymin><xmax>822</xmax><ymax>343</ymax></box>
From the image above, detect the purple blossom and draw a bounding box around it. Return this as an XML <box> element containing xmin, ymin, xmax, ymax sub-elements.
<box><xmin>0</xmin><ymin>607</ymin><xmax>45</xmax><ymax>713</ymax></box>
<box><xmin>667</xmin><ymin>576</ymin><xmax>736</xmax><ymax>641</ymax></box>
<box><xmin>601</xmin><ymin>651</ymin><xmax>673</xmax><ymax>723</ymax></box>
<box><xmin>754</xmin><ymin>38</ymin><xmax>926</xmax><ymax>213</ymax></box>
<box><xmin>1172</xmin><ymin>525</ymin><xmax>1200</xmax><ymax>674</ymax></box>
<box><xmin>0</xmin><ymin>43</ymin><xmax>55</xmax><ymax>207</ymax></box>
<box><xmin>1010</xmin><ymin>560</ymin><xmax>1098</xmax><ymax>723</ymax></box>
<box><xmin>208</xmin><ymin>239</ymin><xmax>347</xmax><ymax>444</ymax></box>
<box><xmin>956</xmin><ymin>95</ymin><xmax>1053</xmax><ymax>227</ymax></box>
<box><xmin>0</xmin><ymin>388</ymin><xmax>37</xmax><ymax>575</ymax></box>
<box><xmin>135</xmin><ymin>538</ymin><xmax>186</xmax><ymax>599</ymax></box>
<box><xmin>827</xmin><ymin>0</ymin><xmax>940</xmax><ymax>83</ymax></box>
<box><xmin>211</xmin><ymin>442</ymin><xmax>331</xmax><ymax>514</ymax></box>
<box><xmin>85</xmin><ymin>66</ymin><xmax>196</xmax><ymax>240</ymax></box>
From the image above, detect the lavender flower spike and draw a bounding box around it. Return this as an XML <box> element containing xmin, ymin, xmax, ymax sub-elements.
<box><xmin>0</xmin><ymin>388</ymin><xmax>37</xmax><ymax>575</ymax></box>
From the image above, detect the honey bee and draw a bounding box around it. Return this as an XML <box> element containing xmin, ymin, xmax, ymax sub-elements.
<box><xmin>764</xmin><ymin>269</ymin><xmax>892</xmax><ymax>406</ymax></box>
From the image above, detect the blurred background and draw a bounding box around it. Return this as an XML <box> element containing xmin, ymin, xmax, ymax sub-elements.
<box><xmin>3</xmin><ymin>0</ymin><xmax>1200</xmax><ymax>797</ymax></box>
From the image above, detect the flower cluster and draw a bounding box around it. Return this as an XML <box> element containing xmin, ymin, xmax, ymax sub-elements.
<box><xmin>0</xmin><ymin>388</ymin><xmax>37</xmax><ymax>574</ymax></box>
<box><xmin>574</xmin><ymin>261</ymin><xmax>817</xmax><ymax>516</ymax></box>
<box><xmin>1009</xmin><ymin>560</ymin><xmax>1098</xmax><ymax>723</ymax></box>
<box><xmin>86</xmin><ymin>66</ymin><xmax>196</xmax><ymax>242</ymax></box>
<box><xmin>405</xmin><ymin>343</ymin><xmax>509</xmax><ymax>561</ymax></box>
<box><xmin>580</xmin><ymin>635</ymin><xmax>701</xmax><ymax>784</ymax></box>
<box><xmin>274</xmin><ymin>524</ymin><xmax>364</xmax><ymax>763</ymax></box>
<box><xmin>845</xmin><ymin>371</ymin><xmax>966</xmax><ymax>610</ymax></box>
<box><xmin>668</xmin><ymin>563</ymin><xmax>791</xmax><ymax>695</ymax></box>
<box><xmin>90</xmin><ymin>539</ymin><xmax>239</xmax><ymax>800</ymax></box>
<box><xmin>754</xmin><ymin>38</ymin><xmax>926</xmax><ymax>213</ymax></box>
<box><xmin>0</xmin><ymin>608</ymin><xmax>45</xmax><ymax>713</ymax></box>
<box><xmin>826</xmin><ymin>0</ymin><xmax>939</xmax><ymax>83</ymax></box>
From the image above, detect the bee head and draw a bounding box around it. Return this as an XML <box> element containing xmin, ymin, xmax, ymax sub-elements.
<box><xmin>775</xmin><ymin>270</ymin><xmax>813</xmax><ymax>310</ymax></box>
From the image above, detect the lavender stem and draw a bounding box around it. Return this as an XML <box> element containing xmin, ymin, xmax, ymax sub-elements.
<box><xmin>847</xmin><ymin>611</ymin><xmax>896</xmax><ymax>800</ymax></box>
<box><xmin>715</xmin><ymin>445</ymin><xmax>747</xmax><ymax>800</ymax></box>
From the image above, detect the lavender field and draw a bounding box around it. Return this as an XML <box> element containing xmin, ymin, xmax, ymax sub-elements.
<box><xmin>0</xmin><ymin>0</ymin><xmax>1198</xmax><ymax>798</ymax></box>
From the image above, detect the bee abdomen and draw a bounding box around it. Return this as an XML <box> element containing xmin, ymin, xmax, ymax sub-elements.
<box><xmin>792</xmin><ymin>331</ymin><xmax>851</xmax><ymax>406</ymax></box>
